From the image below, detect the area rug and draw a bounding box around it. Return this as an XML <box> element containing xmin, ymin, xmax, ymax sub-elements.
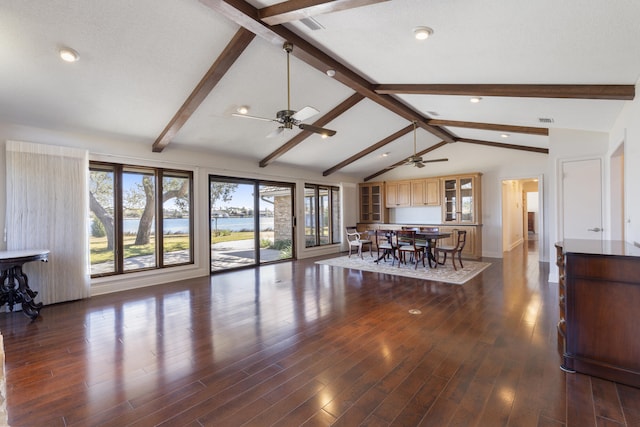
<box><xmin>315</xmin><ymin>255</ymin><xmax>491</xmax><ymax>285</ymax></box>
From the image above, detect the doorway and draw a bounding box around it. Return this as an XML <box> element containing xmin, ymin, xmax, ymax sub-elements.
<box><xmin>209</xmin><ymin>176</ymin><xmax>295</xmax><ymax>272</ymax></box>
<box><xmin>560</xmin><ymin>158</ymin><xmax>603</xmax><ymax>240</ymax></box>
<box><xmin>502</xmin><ymin>176</ymin><xmax>544</xmax><ymax>260</ymax></box>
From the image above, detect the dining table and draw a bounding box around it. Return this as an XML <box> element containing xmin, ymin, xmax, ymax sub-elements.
<box><xmin>415</xmin><ymin>231</ymin><xmax>452</xmax><ymax>268</ymax></box>
<box><xmin>371</xmin><ymin>229</ymin><xmax>451</xmax><ymax>268</ymax></box>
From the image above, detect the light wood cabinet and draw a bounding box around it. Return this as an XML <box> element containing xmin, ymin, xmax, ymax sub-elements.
<box><xmin>410</xmin><ymin>178</ymin><xmax>440</xmax><ymax>206</ymax></box>
<box><xmin>358</xmin><ymin>182</ymin><xmax>387</xmax><ymax>223</ymax></box>
<box><xmin>442</xmin><ymin>173</ymin><xmax>482</xmax><ymax>224</ymax></box>
<box><xmin>385</xmin><ymin>181</ymin><xmax>411</xmax><ymax>207</ymax></box>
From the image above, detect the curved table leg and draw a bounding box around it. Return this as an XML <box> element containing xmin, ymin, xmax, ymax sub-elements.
<box><xmin>1</xmin><ymin>266</ymin><xmax>43</xmax><ymax>320</ymax></box>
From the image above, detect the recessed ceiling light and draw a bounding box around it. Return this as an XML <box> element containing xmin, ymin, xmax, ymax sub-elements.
<box><xmin>470</xmin><ymin>97</ymin><xmax>482</xmax><ymax>103</ymax></box>
<box><xmin>381</xmin><ymin>152</ymin><xmax>390</xmax><ymax>157</ymax></box>
<box><xmin>236</xmin><ymin>106</ymin><xmax>249</xmax><ymax>114</ymax></box>
<box><xmin>501</xmin><ymin>133</ymin><xmax>509</xmax><ymax>138</ymax></box>
<box><xmin>413</xmin><ymin>26</ymin><xmax>433</xmax><ymax>40</ymax></box>
<box><xmin>59</xmin><ymin>47</ymin><xmax>79</xmax><ymax>63</ymax></box>
<box><xmin>326</xmin><ymin>69</ymin><xmax>336</xmax><ymax>77</ymax></box>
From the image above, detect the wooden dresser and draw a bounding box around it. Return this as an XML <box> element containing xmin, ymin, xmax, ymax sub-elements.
<box><xmin>555</xmin><ymin>240</ymin><xmax>640</xmax><ymax>387</ymax></box>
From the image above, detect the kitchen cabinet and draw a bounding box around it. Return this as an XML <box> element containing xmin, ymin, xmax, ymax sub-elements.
<box><xmin>358</xmin><ymin>182</ymin><xmax>386</xmax><ymax>223</ymax></box>
<box><xmin>410</xmin><ymin>178</ymin><xmax>440</xmax><ymax>206</ymax></box>
<box><xmin>385</xmin><ymin>181</ymin><xmax>411</xmax><ymax>207</ymax></box>
<box><xmin>442</xmin><ymin>173</ymin><xmax>482</xmax><ymax>224</ymax></box>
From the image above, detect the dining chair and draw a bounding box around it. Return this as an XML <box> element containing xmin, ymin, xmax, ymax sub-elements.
<box><xmin>375</xmin><ymin>229</ymin><xmax>396</xmax><ymax>264</ymax></box>
<box><xmin>395</xmin><ymin>229</ymin><xmax>425</xmax><ymax>269</ymax></box>
<box><xmin>435</xmin><ymin>229</ymin><xmax>467</xmax><ymax>270</ymax></box>
<box><xmin>345</xmin><ymin>226</ymin><xmax>373</xmax><ymax>258</ymax></box>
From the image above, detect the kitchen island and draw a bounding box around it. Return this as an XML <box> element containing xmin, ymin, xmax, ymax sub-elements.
<box><xmin>556</xmin><ymin>239</ymin><xmax>640</xmax><ymax>388</ymax></box>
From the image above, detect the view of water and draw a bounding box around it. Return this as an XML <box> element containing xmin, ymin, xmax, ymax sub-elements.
<box><xmin>123</xmin><ymin>217</ymin><xmax>274</xmax><ymax>234</ymax></box>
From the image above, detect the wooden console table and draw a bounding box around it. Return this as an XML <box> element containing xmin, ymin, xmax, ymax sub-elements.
<box><xmin>556</xmin><ymin>240</ymin><xmax>640</xmax><ymax>388</ymax></box>
<box><xmin>0</xmin><ymin>250</ymin><xmax>49</xmax><ymax>320</ymax></box>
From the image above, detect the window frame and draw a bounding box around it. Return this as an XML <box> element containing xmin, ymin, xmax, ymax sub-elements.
<box><xmin>89</xmin><ymin>161</ymin><xmax>194</xmax><ymax>278</ymax></box>
<box><xmin>304</xmin><ymin>184</ymin><xmax>341</xmax><ymax>248</ymax></box>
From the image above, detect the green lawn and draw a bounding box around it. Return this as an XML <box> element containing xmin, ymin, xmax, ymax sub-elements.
<box><xmin>90</xmin><ymin>231</ymin><xmax>255</xmax><ymax>264</ymax></box>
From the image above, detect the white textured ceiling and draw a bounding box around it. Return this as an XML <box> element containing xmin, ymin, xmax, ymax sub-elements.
<box><xmin>1</xmin><ymin>0</ymin><xmax>639</xmax><ymax>180</ymax></box>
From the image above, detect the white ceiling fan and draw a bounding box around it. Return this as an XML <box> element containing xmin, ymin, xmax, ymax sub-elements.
<box><xmin>389</xmin><ymin>121</ymin><xmax>448</xmax><ymax>168</ymax></box>
<box><xmin>232</xmin><ymin>42</ymin><xmax>336</xmax><ymax>139</ymax></box>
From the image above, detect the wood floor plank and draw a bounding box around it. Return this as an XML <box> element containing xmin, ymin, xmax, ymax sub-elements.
<box><xmin>567</xmin><ymin>373</ymin><xmax>597</xmax><ymax>427</ymax></box>
<box><xmin>591</xmin><ymin>377</ymin><xmax>626</xmax><ymax>424</ymax></box>
<box><xmin>0</xmin><ymin>241</ymin><xmax>636</xmax><ymax>426</ymax></box>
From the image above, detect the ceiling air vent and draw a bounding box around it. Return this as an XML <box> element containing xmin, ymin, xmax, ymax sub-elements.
<box><xmin>538</xmin><ymin>117</ymin><xmax>555</xmax><ymax>124</ymax></box>
<box><xmin>300</xmin><ymin>17</ymin><xmax>325</xmax><ymax>31</ymax></box>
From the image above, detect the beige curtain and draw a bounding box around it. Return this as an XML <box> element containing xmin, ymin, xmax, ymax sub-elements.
<box><xmin>5</xmin><ymin>140</ymin><xmax>90</xmax><ymax>305</ymax></box>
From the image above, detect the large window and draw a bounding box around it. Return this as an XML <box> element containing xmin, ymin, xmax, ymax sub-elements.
<box><xmin>210</xmin><ymin>176</ymin><xmax>295</xmax><ymax>272</ymax></box>
<box><xmin>304</xmin><ymin>184</ymin><xmax>340</xmax><ymax>247</ymax></box>
<box><xmin>89</xmin><ymin>162</ymin><xmax>193</xmax><ymax>276</ymax></box>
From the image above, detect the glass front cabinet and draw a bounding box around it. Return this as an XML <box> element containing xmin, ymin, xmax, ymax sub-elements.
<box><xmin>359</xmin><ymin>182</ymin><xmax>387</xmax><ymax>223</ymax></box>
<box><xmin>442</xmin><ymin>173</ymin><xmax>482</xmax><ymax>224</ymax></box>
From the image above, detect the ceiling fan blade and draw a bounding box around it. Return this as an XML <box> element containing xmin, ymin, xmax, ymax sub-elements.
<box><xmin>291</xmin><ymin>106</ymin><xmax>319</xmax><ymax>122</ymax></box>
<box><xmin>232</xmin><ymin>113</ymin><xmax>275</xmax><ymax>122</ymax></box>
<box><xmin>421</xmin><ymin>158</ymin><xmax>449</xmax><ymax>164</ymax></box>
<box><xmin>298</xmin><ymin>123</ymin><xmax>336</xmax><ymax>137</ymax></box>
<box><xmin>266</xmin><ymin>127</ymin><xmax>284</xmax><ymax>138</ymax></box>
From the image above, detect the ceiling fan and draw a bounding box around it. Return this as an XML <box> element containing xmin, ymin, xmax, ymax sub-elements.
<box><xmin>232</xmin><ymin>42</ymin><xmax>336</xmax><ymax>139</ymax></box>
<box><xmin>391</xmin><ymin>121</ymin><xmax>448</xmax><ymax>168</ymax></box>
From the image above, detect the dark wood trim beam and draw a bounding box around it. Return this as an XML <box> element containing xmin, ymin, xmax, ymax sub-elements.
<box><xmin>259</xmin><ymin>93</ymin><xmax>364</xmax><ymax>167</ymax></box>
<box><xmin>374</xmin><ymin>84</ymin><xmax>635</xmax><ymax>100</ymax></box>
<box><xmin>457</xmin><ymin>138</ymin><xmax>549</xmax><ymax>154</ymax></box>
<box><xmin>323</xmin><ymin>124</ymin><xmax>413</xmax><ymax>176</ymax></box>
<box><xmin>259</xmin><ymin>0</ymin><xmax>390</xmax><ymax>25</ymax></box>
<box><xmin>428</xmin><ymin>119</ymin><xmax>549</xmax><ymax>136</ymax></box>
<box><xmin>364</xmin><ymin>141</ymin><xmax>448</xmax><ymax>182</ymax></box>
<box><xmin>152</xmin><ymin>28</ymin><xmax>255</xmax><ymax>153</ymax></box>
<box><xmin>199</xmin><ymin>0</ymin><xmax>457</xmax><ymax>144</ymax></box>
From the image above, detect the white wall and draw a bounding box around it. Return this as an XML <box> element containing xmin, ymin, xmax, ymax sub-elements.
<box><xmin>502</xmin><ymin>180</ymin><xmax>525</xmax><ymax>251</ymax></box>
<box><xmin>0</xmin><ymin>122</ymin><xmax>360</xmax><ymax>295</ymax></box>
<box><xmin>609</xmin><ymin>79</ymin><xmax>640</xmax><ymax>246</ymax></box>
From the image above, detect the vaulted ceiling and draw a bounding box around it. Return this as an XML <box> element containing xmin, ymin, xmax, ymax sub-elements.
<box><xmin>1</xmin><ymin>0</ymin><xmax>639</xmax><ymax>181</ymax></box>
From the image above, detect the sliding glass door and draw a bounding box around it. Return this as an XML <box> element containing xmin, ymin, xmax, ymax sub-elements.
<box><xmin>210</xmin><ymin>176</ymin><xmax>295</xmax><ymax>273</ymax></box>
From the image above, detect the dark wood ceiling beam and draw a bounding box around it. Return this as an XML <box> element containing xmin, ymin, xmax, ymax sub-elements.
<box><xmin>259</xmin><ymin>93</ymin><xmax>364</xmax><ymax>167</ymax></box>
<box><xmin>457</xmin><ymin>138</ymin><xmax>549</xmax><ymax>154</ymax></box>
<box><xmin>364</xmin><ymin>141</ymin><xmax>448</xmax><ymax>182</ymax></box>
<box><xmin>259</xmin><ymin>0</ymin><xmax>390</xmax><ymax>25</ymax></box>
<box><xmin>323</xmin><ymin>124</ymin><xmax>413</xmax><ymax>176</ymax></box>
<box><xmin>152</xmin><ymin>28</ymin><xmax>255</xmax><ymax>152</ymax></box>
<box><xmin>374</xmin><ymin>84</ymin><xmax>635</xmax><ymax>100</ymax></box>
<box><xmin>199</xmin><ymin>0</ymin><xmax>457</xmax><ymax>145</ymax></box>
<box><xmin>428</xmin><ymin>119</ymin><xmax>549</xmax><ymax>136</ymax></box>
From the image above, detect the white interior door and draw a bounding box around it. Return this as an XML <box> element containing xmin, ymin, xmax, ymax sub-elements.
<box><xmin>561</xmin><ymin>158</ymin><xmax>603</xmax><ymax>240</ymax></box>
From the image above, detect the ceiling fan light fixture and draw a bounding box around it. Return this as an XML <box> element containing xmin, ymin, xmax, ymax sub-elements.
<box><xmin>59</xmin><ymin>47</ymin><xmax>79</xmax><ymax>62</ymax></box>
<box><xmin>413</xmin><ymin>26</ymin><xmax>433</xmax><ymax>40</ymax></box>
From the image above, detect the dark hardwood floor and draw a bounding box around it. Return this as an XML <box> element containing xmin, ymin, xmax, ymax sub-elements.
<box><xmin>1</xmin><ymin>240</ymin><xmax>638</xmax><ymax>426</ymax></box>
